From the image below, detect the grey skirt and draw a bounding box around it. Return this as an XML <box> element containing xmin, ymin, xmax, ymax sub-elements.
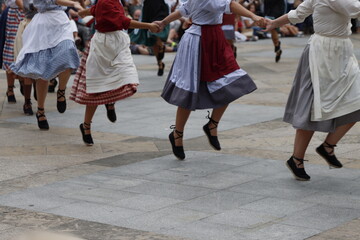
<box><xmin>283</xmin><ymin>45</ymin><xmax>360</xmax><ymax>132</ymax></box>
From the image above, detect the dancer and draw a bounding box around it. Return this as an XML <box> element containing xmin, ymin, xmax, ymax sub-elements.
<box><xmin>130</xmin><ymin>0</ymin><xmax>169</xmax><ymax>76</ymax></box>
<box><xmin>158</xmin><ymin>0</ymin><xmax>265</xmax><ymax>160</ymax></box>
<box><xmin>2</xmin><ymin>0</ymin><xmax>24</xmax><ymax>103</ymax></box>
<box><xmin>14</xmin><ymin>0</ymin><xmax>37</xmax><ymax>115</ymax></box>
<box><xmin>265</xmin><ymin>0</ymin><xmax>360</xmax><ymax>180</ymax></box>
<box><xmin>72</xmin><ymin>0</ymin><xmax>159</xmax><ymax>146</ymax></box>
<box><xmin>11</xmin><ymin>0</ymin><xmax>83</xmax><ymax>130</ymax></box>
<box><xmin>264</xmin><ymin>0</ymin><xmax>286</xmax><ymax>62</ymax></box>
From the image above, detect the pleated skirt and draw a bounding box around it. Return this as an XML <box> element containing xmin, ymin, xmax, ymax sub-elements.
<box><xmin>283</xmin><ymin>45</ymin><xmax>360</xmax><ymax>132</ymax></box>
<box><xmin>161</xmin><ymin>31</ymin><xmax>257</xmax><ymax>110</ymax></box>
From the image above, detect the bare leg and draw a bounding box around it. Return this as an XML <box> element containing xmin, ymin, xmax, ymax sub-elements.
<box><xmin>6</xmin><ymin>71</ymin><xmax>16</xmax><ymax>102</ymax></box>
<box><xmin>153</xmin><ymin>38</ymin><xmax>165</xmax><ymax>76</ymax></box>
<box><xmin>84</xmin><ymin>105</ymin><xmax>98</xmax><ymax>135</ymax></box>
<box><xmin>58</xmin><ymin>69</ymin><xmax>72</xmax><ymax>92</ymax></box>
<box><xmin>271</xmin><ymin>29</ymin><xmax>279</xmax><ymax>46</ymax></box>
<box><xmin>323</xmin><ymin>122</ymin><xmax>356</xmax><ymax>155</ymax></box>
<box><xmin>174</xmin><ymin>107</ymin><xmax>191</xmax><ymax>146</ymax></box>
<box><xmin>208</xmin><ymin>105</ymin><xmax>228</xmax><ymax>137</ymax></box>
<box><xmin>57</xmin><ymin>69</ymin><xmax>72</xmax><ymax>113</ymax></box>
<box><xmin>292</xmin><ymin>129</ymin><xmax>315</xmax><ymax>168</ymax></box>
<box><xmin>23</xmin><ymin>78</ymin><xmax>33</xmax><ymax>100</ymax></box>
<box><xmin>271</xmin><ymin>29</ymin><xmax>282</xmax><ymax>62</ymax></box>
<box><xmin>36</xmin><ymin>79</ymin><xmax>49</xmax><ymax>121</ymax></box>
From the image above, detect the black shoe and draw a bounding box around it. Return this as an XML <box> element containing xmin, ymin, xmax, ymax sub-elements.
<box><xmin>169</xmin><ymin>126</ymin><xmax>185</xmax><ymax>160</ymax></box>
<box><xmin>275</xmin><ymin>41</ymin><xmax>282</xmax><ymax>63</ymax></box>
<box><xmin>6</xmin><ymin>86</ymin><xmax>16</xmax><ymax>103</ymax></box>
<box><xmin>105</xmin><ymin>103</ymin><xmax>117</xmax><ymax>123</ymax></box>
<box><xmin>23</xmin><ymin>99</ymin><xmax>33</xmax><ymax>116</ymax></box>
<box><xmin>203</xmin><ymin>111</ymin><xmax>221</xmax><ymax>150</ymax></box>
<box><xmin>286</xmin><ymin>156</ymin><xmax>310</xmax><ymax>181</ymax></box>
<box><xmin>57</xmin><ymin>89</ymin><xmax>67</xmax><ymax>113</ymax></box>
<box><xmin>80</xmin><ymin>123</ymin><xmax>94</xmax><ymax>146</ymax></box>
<box><xmin>48</xmin><ymin>78</ymin><xmax>58</xmax><ymax>93</ymax></box>
<box><xmin>316</xmin><ymin>142</ymin><xmax>343</xmax><ymax>168</ymax></box>
<box><xmin>36</xmin><ymin>108</ymin><xmax>49</xmax><ymax>130</ymax></box>
<box><xmin>157</xmin><ymin>62</ymin><xmax>165</xmax><ymax>76</ymax></box>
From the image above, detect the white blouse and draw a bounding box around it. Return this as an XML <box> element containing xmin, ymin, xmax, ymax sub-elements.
<box><xmin>288</xmin><ymin>0</ymin><xmax>360</xmax><ymax>37</ymax></box>
<box><xmin>178</xmin><ymin>0</ymin><xmax>231</xmax><ymax>35</ymax></box>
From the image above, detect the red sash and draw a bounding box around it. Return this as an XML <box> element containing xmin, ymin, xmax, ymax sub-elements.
<box><xmin>200</xmin><ymin>24</ymin><xmax>240</xmax><ymax>82</ymax></box>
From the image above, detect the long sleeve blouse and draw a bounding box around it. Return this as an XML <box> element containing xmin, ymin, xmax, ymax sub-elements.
<box><xmin>90</xmin><ymin>0</ymin><xmax>131</xmax><ymax>32</ymax></box>
<box><xmin>288</xmin><ymin>0</ymin><xmax>360</xmax><ymax>37</ymax></box>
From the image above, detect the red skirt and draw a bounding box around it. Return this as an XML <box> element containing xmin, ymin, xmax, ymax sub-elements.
<box><xmin>200</xmin><ymin>24</ymin><xmax>239</xmax><ymax>82</ymax></box>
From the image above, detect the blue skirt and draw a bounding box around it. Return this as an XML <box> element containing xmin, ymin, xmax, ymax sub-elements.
<box><xmin>11</xmin><ymin>40</ymin><xmax>79</xmax><ymax>81</ymax></box>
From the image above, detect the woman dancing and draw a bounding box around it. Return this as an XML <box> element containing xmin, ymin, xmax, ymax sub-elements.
<box><xmin>158</xmin><ymin>0</ymin><xmax>265</xmax><ymax>160</ymax></box>
<box><xmin>265</xmin><ymin>0</ymin><xmax>360</xmax><ymax>180</ymax></box>
<box><xmin>11</xmin><ymin>0</ymin><xmax>83</xmax><ymax>130</ymax></box>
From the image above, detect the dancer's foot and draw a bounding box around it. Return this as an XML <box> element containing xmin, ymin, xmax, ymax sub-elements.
<box><xmin>286</xmin><ymin>156</ymin><xmax>310</xmax><ymax>181</ymax></box>
<box><xmin>275</xmin><ymin>41</ymin><xmax>282</xmax><ymax>63</ymax></box>
<box><xmin>23</xmin><ymin>99</ymin><xmax>33</xmax><ymax>116</ymax></box>
<box><xmin>203</xmin><ymin>111</ymin><xmax>221</xmax><ymax>150</ymax></box>
<box><xmin>157</xmin><ymin>62</ymin><xmax>165</xmax><ymax>76</ymax></box>
<box><xmin>36</xmin><ymin>107</ymin><xmax>49</xmax><ymax>130</ymax></box>
<box><xmin>6</xmin><ymin>85</ymin><xmax>16</xmax><ymax>103</ymax></box>
<box><xmin>105</xmin><ymin>103</ymin><xmax>117</xmax><ymax>122</ymax></box>
<box><xmin>80</xmin><ymin>122</ymin><xmax>94</xmax><ymax>146</ymax></box>
<box><xmin>48</xmin><ymin>78</ymin><xmax>58</xmax><ymax>93</ymax></box>
<box><xmin>169</xmin><ymin>126</ymin><xmax>185</xmax><ymax>160</ymax></box>
<box><xmin>57</xmin><ymin>89</ymin><xmax>67</xmax><ymax>113</ymax></box>
<box><xmin>316</xmin><ymin>142</ymin><xmax>343</xmax><ymax>168</ymax></box>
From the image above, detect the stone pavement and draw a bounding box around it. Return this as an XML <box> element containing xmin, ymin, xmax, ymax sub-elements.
<box><xmin>0</xmin><ymin>35</ymin><xmax>360</xmax><ymax>240</ymax></box>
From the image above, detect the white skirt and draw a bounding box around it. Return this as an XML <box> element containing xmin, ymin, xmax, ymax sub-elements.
<box><xmin>86</xmin><ymin>30</ymin><xmax>139</xmax><ymax>94</ymax></box>
<box><xmin>16</xmin><ymin>10</ymin><xmax>74</xmax><ymax>63</ymax></box>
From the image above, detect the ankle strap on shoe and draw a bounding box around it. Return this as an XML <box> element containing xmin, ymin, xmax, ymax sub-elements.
<box><xmin>324</xmin><ymin>141</ymin><xmax>337</xmax><ymax>148</ymax></box>
<box><xmin>292</xmin><ymin>156</ymin><xmax>308</xmax><ymax>168</ymax></box>
<box><xmin>83</xmin><ymin>122</ymin><xmax>91</xmax><ymax>130</ymax></box>
<box><xmin>37</xmin><ymin>107</ymin><xmax>44</xmax><ymax>111</ymax></box>
<box><xmin>206</xmin><ymin>111</ymin><xmax>219</xmax><ymax>129</ymax></box>
<box><xmin>170</xmin><ymin>125</ymin><xmax>183</xmax><ymax>139</ymax></box>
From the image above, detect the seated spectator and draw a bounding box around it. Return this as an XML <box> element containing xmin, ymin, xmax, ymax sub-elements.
<box><xmin>242</xmin><ymin>3</ymin><xmax>267</xmax><ymax>40</ymax></box>
<box><xmin>128</xmin><ymin>0</ymin><xmax>142</xmax><ymax>18</ymax></box>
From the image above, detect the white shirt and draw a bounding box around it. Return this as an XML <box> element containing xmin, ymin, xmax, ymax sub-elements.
<box><xmin>288</xmin><ymin>0</ymin><xmax>360</xmax><ymax>37</ymax></box>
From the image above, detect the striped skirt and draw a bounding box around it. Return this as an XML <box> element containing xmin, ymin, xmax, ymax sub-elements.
<box><xmin>70</xmin><ymin>43</ymin><xmax>138</xmax><ymax>106</ymax></box>
<box><xmin>2</xmin><ymin>7</ymin><xmax>24</xmax><ymax>70</ymax></box>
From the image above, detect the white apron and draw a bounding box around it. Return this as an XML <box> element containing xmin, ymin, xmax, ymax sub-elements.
<box><xmin>86</xmin><ymin>30</ymin><xmax>139</xmax><ymax>94</ymax></box>
<box><xmin>16</xmin><ymin>10</ymin><xmax>74</xmax><ymax>63</ymax></box>
<box><xmin>309</xmin><ymin>34</ymin><xmax>360</xmax><ymax>121</ymax></box>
